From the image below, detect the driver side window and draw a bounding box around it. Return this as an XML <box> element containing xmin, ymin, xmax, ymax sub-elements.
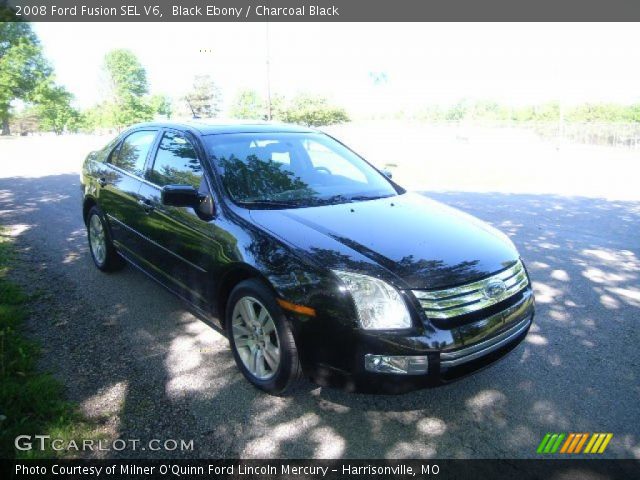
<box><xmin>147</xmin><ymin>131</ymin><xmax>202</xmax><ymax>188</ymax></box>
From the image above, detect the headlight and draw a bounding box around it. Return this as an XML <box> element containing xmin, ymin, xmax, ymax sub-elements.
<box><xmin>334</xmin><ymin>271</ymin><xmax>411</xmax><ymax>330</ymax></box>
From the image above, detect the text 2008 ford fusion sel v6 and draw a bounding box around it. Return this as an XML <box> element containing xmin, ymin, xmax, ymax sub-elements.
<box><xmin>81</xmin><ymin>121</ymin><xmax>535</xmax><ymax>394</ymax></box>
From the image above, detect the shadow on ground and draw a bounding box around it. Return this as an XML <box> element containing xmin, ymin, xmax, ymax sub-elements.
<box><xmin>0</xmin><ymin>175</ymin><xmax>638</xmax><ymax>459</ymax></box>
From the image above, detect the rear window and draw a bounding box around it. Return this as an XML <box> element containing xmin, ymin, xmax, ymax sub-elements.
<box><xmin>109</xmin><ymin>130</ymin><xmax>156</xmax><ymax>177</ymax></box>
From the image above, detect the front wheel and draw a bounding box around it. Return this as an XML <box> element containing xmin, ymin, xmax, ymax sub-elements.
<box><xmin>87</xmin><ymin>206</ymin><xmax>123</xmax><ymax>272</ymax></box>
<box><xmin>226</xmin><ymin>279</ymin><xmax>301</xmax><ymax>394</ymax></box>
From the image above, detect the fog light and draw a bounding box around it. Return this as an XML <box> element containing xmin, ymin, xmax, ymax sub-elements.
<box><xmin>364</xmin><ymin>354</ymin><xmax>429</xmax><ymax>375</ymax></box>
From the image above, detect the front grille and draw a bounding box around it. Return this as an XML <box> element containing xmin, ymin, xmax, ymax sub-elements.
<box><xmin>412</xmin><ymin>260</ymin><xmax>529</xmax><ymax>320</ymax></box>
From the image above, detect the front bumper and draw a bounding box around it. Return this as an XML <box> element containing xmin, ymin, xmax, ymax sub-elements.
<box><xmin>303</xmin><ymin>287</ymin><xmax>535</xmax><ymax>393</ymax></box>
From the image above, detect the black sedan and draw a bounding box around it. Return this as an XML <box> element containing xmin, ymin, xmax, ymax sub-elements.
<box><xmin>81</xmin><ymin>121</ymin><xmax>534</xmax><ymax>394</ymax></box>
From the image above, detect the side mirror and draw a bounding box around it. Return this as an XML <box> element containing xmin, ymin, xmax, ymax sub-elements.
<box><xmin>161</xmin><ymin>185</ymin><xmax>201</xmax><ymax>207</ymax></box>
<box><xmin>382</xmin><ymin>169</ymin><xmax>393</xmax><ymax>179</ymax></box>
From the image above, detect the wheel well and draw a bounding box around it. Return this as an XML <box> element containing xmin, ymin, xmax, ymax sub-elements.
<box><xmin>83</xmin><ymin>197</ymin><xmax>97</xmax><ymax>225</ymax></box>
<box><xmin>217</xmin><ymin>267</ymin><xmax>275</xmax><ymax>328</ymax></box>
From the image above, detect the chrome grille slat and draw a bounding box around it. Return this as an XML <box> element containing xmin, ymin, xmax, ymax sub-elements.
<box><xmin>412</xmin><ymin>260</ymin><xmax>528</xmax><ymax>320</ymax></box>
<box><xmin>420</xmin><ymin>290</ymin><xmax>486</xmax><ymax>310</ymax></box>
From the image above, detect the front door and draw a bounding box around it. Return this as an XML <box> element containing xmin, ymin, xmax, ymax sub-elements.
<box><xmin>136</xmin><ymin>130</ymin><xmax>219</xmax><ymax>309</ymax></box>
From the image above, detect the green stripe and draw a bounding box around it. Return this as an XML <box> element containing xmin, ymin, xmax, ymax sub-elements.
<box><xmin>537</xmin><ymin>433</ymin><xmax>552</xmax><ymax>453</ymax></box>
<box><xmin>544</xmin><ymin>434</ymin><xmax>559</xmax><ymax>453</ymax></box>
<box><xmin>550</xmin><ymin>433</ymin><xmax>566</xmax><ymax>453</ymax></box>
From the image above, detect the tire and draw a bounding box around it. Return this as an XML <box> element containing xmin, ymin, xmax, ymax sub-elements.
<box><xmin>86</xmin><ymin>206</ymin><xmax>124</xmax><ymax>272</ymax></box>
<box><xmin>226</xmin><ymin>279</ymin><xmax>301</xmax><ymax>394</ymax></box>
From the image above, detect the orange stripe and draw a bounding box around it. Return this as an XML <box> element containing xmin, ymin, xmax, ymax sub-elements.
<box><xmin>574</xmin><ymin>433</ymin><xmax>589</xmax><ymax>453</ymax></box>
<box><xmin>560</xmin><ymin>434</ymin><xmax>575</xmax><ymax>453</ymax></box>
<box><xmin>567</xmin><ymin>434</ymin><xmax>582</xmax><ymax>453</ymax></box>
<box><xmin>277</xmin><ymin>298</ymin><xmax>316</xmax><ymax>317</ymax></box>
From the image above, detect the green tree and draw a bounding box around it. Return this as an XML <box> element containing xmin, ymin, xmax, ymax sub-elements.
<box><xmin>269</xmin><ymin>93</ymin><xmax>286</xmax><ymax>120</ymax></box>
<box><xmin>229</xmin><ymin>89</ymin><xmax>264</xmax><ymax>119</ymax></box>
<box><xmin>0</xmin><ymin>19</ymin><xmax>52</xmax><ymax>135</ymax></box>
<box><xmin>77</xmin><ymin>102</ymin><xmax>111</xmax><ymax>132</ymax></box>
<box><xmin>104</xmin><ymin>49</ymin><xmax>148</xmax><ymax>99</ymax></box>
<box><xmin>279</xmin><ymin>94</ymin><xmax>349</xmax><ymax>127</ymax></box>
<box><xmin>32</xmin><ymin>81</ymin><xmax>78</xmax><ymax>134</ymax></box>
<box><xmin>103</xmin><ymin>49</ymin><xmax>153</xmax><ymax>128</ymax></box>
<box><xmin>184</xmin><ymin>75</ymin><xmax>222</xmax><ymax>118</ymax></box>
<box><xmin>10</xmin><ymin>106</ymin><xmax>39</xmax><ymax>134</ymax></box>
<box><xmin>444</xmin><ymin>99</ymin><xmax>470</xmax><ymax>121</ymax></box>
<box><xmin>149</xmin><ymin>93</ymin><xmax>172</xmax><ymax>119</ymax></box>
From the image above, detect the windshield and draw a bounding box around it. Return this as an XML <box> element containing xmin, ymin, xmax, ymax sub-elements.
<box><xmin>205</xmin><ymin>132</ymin><xmax>399</xmax><ymax>209</ymax></box>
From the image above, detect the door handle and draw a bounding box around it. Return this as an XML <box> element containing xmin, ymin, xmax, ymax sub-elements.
<box><xmin>138</xmin><ymin>198</ymin><xmax>155</xmax><ymax>214</ymax></box>
<box><xmin>98</xmin><ymin>177</ymin><xmax>108</xmax><ymax>187</ymax></box>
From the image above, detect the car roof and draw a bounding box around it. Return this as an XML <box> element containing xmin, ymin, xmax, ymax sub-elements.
<box><xmin>129</xmin><ymin>119</ymin><xmax>317</xmax><ymax>136</ymax></box>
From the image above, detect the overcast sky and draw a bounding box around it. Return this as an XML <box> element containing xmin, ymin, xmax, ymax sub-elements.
<box><xmin>33</xmin><ymin>22</ymin><xmax>640</xmax><ymax>113</ymax></box>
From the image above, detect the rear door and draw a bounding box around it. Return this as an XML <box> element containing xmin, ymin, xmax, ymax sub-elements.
<box><xmin>98</xmin><ymin>129</ymin><xmax>159</xmax><ymax>262</ymax></box>
<box><xmin>136</xmin><ymin>129</ymin><xmax>219</xmax><ymax>308</ymax></box>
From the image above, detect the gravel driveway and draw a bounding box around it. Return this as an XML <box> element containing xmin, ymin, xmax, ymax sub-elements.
<box><xmin>0</xmin><ymin>135</ymin><xmax>638</xmax><ymax>459</ymax></box>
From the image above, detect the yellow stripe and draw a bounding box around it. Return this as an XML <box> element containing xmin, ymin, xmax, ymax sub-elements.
<box><xmin>574</xmin><ymin>433</ymin><xmax>589</xmax><ymax>453</ymax></box>
<box><xmin>590</xmin><ymin>434</ymin><xmax>606</xmax><ymax>453</ymax></box>
<box><xmin>584</xmin><ymin>433</ymin><xmax>598</xmax><ymax>453</ymax></box>
<box><xmin>560</xmin><ymin>433</ymin><xmax>575</xmax><ymax>453</ymax></box>
<box><xmin>597</xmin><ymin>434</ymin><xmax>613</xmax><ymax>453</ymax></box>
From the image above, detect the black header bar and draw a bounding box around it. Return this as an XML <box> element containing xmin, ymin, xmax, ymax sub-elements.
<box><xmin>3</xmin><ymin>0</ymin><xmax>640</xmax><ymax>22</ymax></box>
<box><xmin>3</xmin><ymin>459</ymin><xmax>639</xmax><ymax>480</ymax></box>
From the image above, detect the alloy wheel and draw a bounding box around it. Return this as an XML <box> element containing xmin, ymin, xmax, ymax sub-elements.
<box><xmin>231</xmin><ymin>296</ymin><xmax>281</xmax><ymax>380</ymax></box>
<box><xmin>89</xmin><ymin>214</ymin><xmax>107</xmax><ymax>265</ymax></box>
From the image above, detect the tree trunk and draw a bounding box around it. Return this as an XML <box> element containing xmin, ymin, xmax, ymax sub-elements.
<box><xmin>1</xmin><ymin>116</ymin><xmax>10</xmax><ymax>136</ymax></box>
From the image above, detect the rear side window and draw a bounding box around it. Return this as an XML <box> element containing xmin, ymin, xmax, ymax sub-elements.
<box><xmin>98</xmin><ymin>137</ymin><xmax>120</xmax><ymax>162</ymax></box>
<box><xmin>110</xmin><ymin>130</ymin><xmax>156</xmax><ymax>177</ymax></box>
<box><xmin>147</xmin><ymin>131</ymin><xmax>202</xmax><ymax>188</ymax></box>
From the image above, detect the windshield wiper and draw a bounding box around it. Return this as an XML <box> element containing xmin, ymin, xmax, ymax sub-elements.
<box><xmin>348</xmin><ymin>194</ymin><xmax>394</xmax><ymax>202</ymax></box>
<box><xmin>318</xmin><ymin>194</ymin><xmax>394</xmax><ymax>205</ymax></box>
<box><xmin>237</xmin><ymin>199</ymin><xmax>304</xmax><ymax>209</ymax></box>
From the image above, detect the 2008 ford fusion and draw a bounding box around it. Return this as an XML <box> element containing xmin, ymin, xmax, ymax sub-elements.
<box><xmin>81</xmin><ymin>121</ymin><xmax>535</xmax><ymax>394</ymax></box>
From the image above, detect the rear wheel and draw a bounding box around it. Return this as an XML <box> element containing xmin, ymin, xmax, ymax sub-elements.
<box><xmin>87</xmin><ymin>206</ymin><xmax>123</xmax><ymax>272</ymax></box>
<box><xmin>226</xmin><ymin>279</ymin><xmax>301</xmax><ymax>394</ymax></box>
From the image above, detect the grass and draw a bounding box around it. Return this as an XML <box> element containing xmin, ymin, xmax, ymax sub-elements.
<box><xmin>0</xmin><ymin>229</ymin><xmax>98</xmax><ymax>459</ymax></box>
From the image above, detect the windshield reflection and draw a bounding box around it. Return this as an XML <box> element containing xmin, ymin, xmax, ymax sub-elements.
<box><xmin>207</xmin><ymin>132</ymin><xmax>399</xmax><ymax>209</ymax></box>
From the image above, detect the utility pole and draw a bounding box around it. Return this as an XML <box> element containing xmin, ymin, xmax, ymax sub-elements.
<box><xmin>266</xmin><ymin>22</ymin><xmax>272</xmax><ymax>121</ymax></box>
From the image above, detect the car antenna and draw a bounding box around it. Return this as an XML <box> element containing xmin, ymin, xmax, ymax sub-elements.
<box><xmin>185</xmin><ymin>99</ymin><xmax>200</xmax><ymax>119</ymax></box>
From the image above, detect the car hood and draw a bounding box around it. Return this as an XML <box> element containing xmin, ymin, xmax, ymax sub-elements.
<box><xmin>249</xmin><ymin>192</ymin><xmax>519</xmax><ymax>290</ymax></box>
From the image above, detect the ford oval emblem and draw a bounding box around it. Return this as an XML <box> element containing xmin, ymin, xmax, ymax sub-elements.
<box><xmin>484</xmin><ymin>279</ymin><xmax>507</xmax><ymax>299</ymax></box>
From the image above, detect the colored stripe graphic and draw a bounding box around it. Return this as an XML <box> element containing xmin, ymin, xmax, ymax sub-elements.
<box><xmin>560</xmin><ymin>433</ymin><xmax>575</xmax><ymax>453</ymax></box>
<box><xmin>543</xmin><ymin>433</ymin><xmax>613</xmax><ymax>454</ymax></box>
<box><xmin>538</xmin><ymin>433</ymin><xmax>566</xmax><ymax>453</ymax></box>
<box><xmin>559</xmin><ymin>433</ymin><xmax>589</xmax><ymax>453</ymax></box>
<box><xmin>550</xmin><ymin>433</ymin><xmax>565</xmax><ymax>453</ymax></box>
<box><xmin>537</xmin><ymin>433</ymin><xmax>552</xmax><ymax>453</ymax></box>
<box><xmin>574</xmin><ymin>433</ymin><xmax>589</xmax><ymax>453</ymax></box>
<box><xmin>584</xmin><ymin>433</ymin><xmax>598</xmax><ymax>453</ymax></box>
<box><xmin>544</xmin><ymin>434</ymin><xmax>558</xmax><ymax>453</ymax></box>
<box><xmin>597</xmin><ymin>433</ymin><xmax>614</xmax><ymax>453</ymax></box>
<box><xmin>584</xmin><ymin>433</ymin><xmax>614</xmax><ymax>454</ymax></box>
